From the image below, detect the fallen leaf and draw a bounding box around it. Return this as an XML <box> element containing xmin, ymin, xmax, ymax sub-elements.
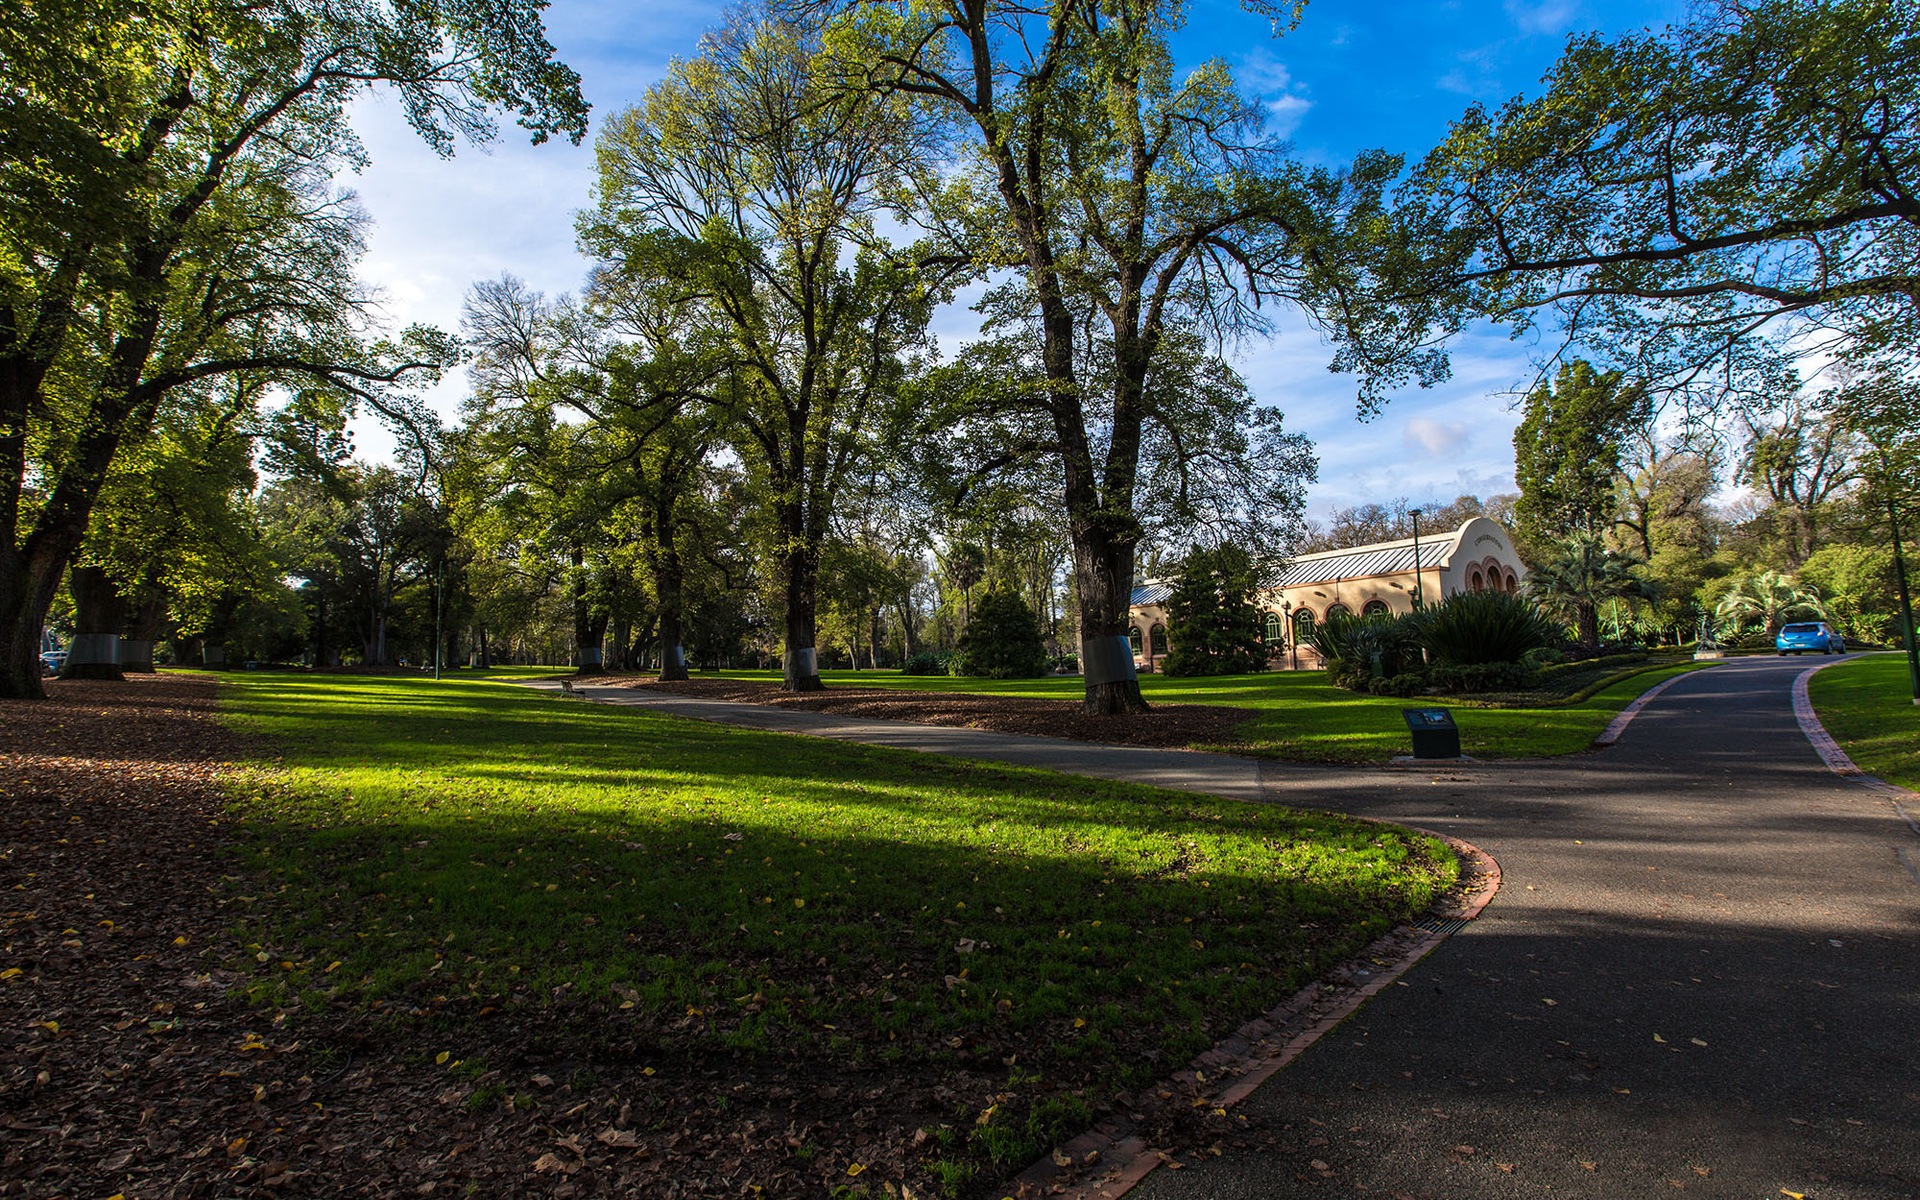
<box><xmin>846</xmin><ymin>1163</ymin><xmax>865</xmax><ymax>1176</ymax></box>
<box><xmin>435</xmin><ymin>1051</ymin><xmax>450</xmax><ymax>1065</ymax></box>
<box><xmin>532</xmin><ymin>1152</ymin><xmax>577</xmax><ymax>1175</ymax></box>
<box><xmin>0</xmin><ymin>968</ymin><xmax>22</xmax><ymax>981</ymax></box>
<box><xmin>1580</xmin><ymin>1162</ymin><xmax>1597</xmax><ymax>1171</ymax></box>
<box><xmin>1690</xmin><ymin>1038</ymin><xmax>1707</xmax><ymax>1047</ymax></box>
<box><xmin>1542</xmin><ymin>998</ymin><xmax>1557</xmax><ymax>1007</ymax></box>
<box><xmin>1453</xmin><ymin>1145</ymin><xmax>1474</xmax><ymax>1156</ymax></box>
<box><xmin>1051</xmin><ymin>1150</ymin><xmax>1072</xmax><ymax>1168</ymax></box>
<box><xmin>1497</xmin><ymin>1162</ymin><xmax>1515</xmax><ymax>1173</ymax></box>
<box><xmin>596</xmin><ymin>1128</ymin><xmax>641</xmax><ymax>1148</ymax></box>
<box><xmin>1653</xmin><ymin>1034</ymin><xmax>1667</xmax><ymax>1043</ymax></box>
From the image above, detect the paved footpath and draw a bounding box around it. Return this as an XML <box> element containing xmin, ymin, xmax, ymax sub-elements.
<box><xmin>536</xmin><ymin>659</ymin><xmax>1919</xmax><ymax>1199</ymax></box>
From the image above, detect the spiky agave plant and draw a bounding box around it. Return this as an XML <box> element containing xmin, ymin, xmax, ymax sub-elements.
<box><xmin>1416</xmin><ymin>590</ymin><xmax>1557</xmax><ymax>665</ymax></box>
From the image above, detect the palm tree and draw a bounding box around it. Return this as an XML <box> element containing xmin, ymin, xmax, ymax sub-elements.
<box><xmin>1714</xmin><ymin>570</ymin><xmax>1828</xmax><ymax>637</ymax></box>
<box><xmin>1524</xmin><ymin>532</ymin><xmax>1647</xmax><ymax>652</ymax></box>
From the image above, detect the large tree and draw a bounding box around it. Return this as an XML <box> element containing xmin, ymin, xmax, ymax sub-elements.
<box><xmin>830</xmin><ymin>0</ymin><xmax>1414</xmax><ymax>713</ymax></box>
<box><xmin>0</xmin><ymin>0</ymin><xmax>586</xmax><ymax>697</ymax></box>
<box><xmin>1410</xmin><ymin>0</ymin><xmax>1920</xmax><ymax>395</ymax></box>
<box><xmin>584</xmin><ymin>12</ymin><xmax>940</xmax><ymax>692</ymax></box>
<box><xmin>1511</xmin><ymin>360</ymin><xmax>1648</xmax><ymax>555</ymax></box>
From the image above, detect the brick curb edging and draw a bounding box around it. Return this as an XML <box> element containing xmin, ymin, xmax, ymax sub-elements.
<box><xmin>1004</xmin><ymin>832</ymin><xmax>1502</xmax><ymax>1200</ymax></box>
<box><xmin>1593</xmin><ymin>669</ymin><xmax>1698</xmax><ymax>747</ymax></box>
<box><xmin>1791</xmin><ymin>659</ymin><xmax>1920</xmax><ymax>838</ymax></box>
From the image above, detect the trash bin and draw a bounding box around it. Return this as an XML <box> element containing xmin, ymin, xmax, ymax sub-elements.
<box><xmin>1401</xmin><ymin>707</ymin><xmax>1460</xmax><ymax>759</ymax></box>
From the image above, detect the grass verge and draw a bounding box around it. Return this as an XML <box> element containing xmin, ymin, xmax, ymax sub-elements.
<box><xmin>646</xmin><ymin>662</ymin><xmax>1710</xmax><ymax>763</ymax></box>
<box><xmin>218</xmin><ymin>672</ymin><xmax>1457</xmax><ymax>1193</ymax></box>
<box><xmin>1806</xmin><ymin>652</ymin><xmax>1920</xmax><ymax>793</ymax></box>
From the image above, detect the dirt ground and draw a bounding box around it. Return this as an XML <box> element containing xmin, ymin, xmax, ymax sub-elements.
<box><xmin>603</xmin><ymin>677</ymin><xmax>1255</xmax><ymax>750</ymax></box>
<box><xmin>0</xmin><ymin>674</ymin><xmax>1272</xmax><ymax>1198</ymax></box>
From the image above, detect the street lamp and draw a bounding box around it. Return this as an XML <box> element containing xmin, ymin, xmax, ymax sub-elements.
<box><xmin>1408</xmin><ymin>508</ymin><xmax>1425</xmax><ymax>610</ymax></box>
<box><xmin>1886</xmin><ymin>489</ymin><xmax>1920</xmax><ymax>704</ymax></box>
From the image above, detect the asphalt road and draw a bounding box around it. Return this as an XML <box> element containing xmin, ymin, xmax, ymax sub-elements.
<box><xmin>1135</xmin><ymin>654</ymin><xmax>1920</xmax><ymax>1200</ymax></box>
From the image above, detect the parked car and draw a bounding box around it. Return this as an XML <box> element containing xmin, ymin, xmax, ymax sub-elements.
<box><xmin>39</xmin><ymin>649</ymin><xmax>67</xmax><ymax>675</ymax></box>
<box><xmin>1775</xmin><ymin>621</ymin><xmax>1846</xmax><ymax>655</ymax></box>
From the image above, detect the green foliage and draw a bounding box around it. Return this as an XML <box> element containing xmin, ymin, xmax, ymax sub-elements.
<box><xmin>1427</xmin><ymin>661</ymin><xmax>1533</xmax><ymax>694</ymax></box>
<box><xmin>1414</xmin><ymin>589</ymin><xmax>1556</xmax><ymax>667</ymax></box>
<box><xmin>1160</xmin><ymin>545</ymin><xmax>1270</xmax><ymax>677</ymax></box>
<box><xmin>954</xmin><ymin>591</ymin><xmax>1049</xmax><ymax>678</ymax></box>
<box><xmin>1308</xmin><ymin>610</ymin><xmax>1423</xmax><ymax>690</ymax></box>
<box><xmin>1800</xmin><ymin>542</ymin><xmax>1900</xmax><ymax>643</ymax></box>
<box><xmin>1713</xmin><ymin>569</ymin><xmax>1828</xmax><ymax>636</ymax></box>
<box><xmin>1524</xmin><ymin>532</ymin><xmax>1649</xmax><ymax>652</ymax></box>
<box><xmin>1511</xmin><ymin>360</ymin><xmax>1648</xmax><ymax>551</ymax></box>
<box><xmin>1412</xmin><ymin>0</ymin><xmax>1920</xmax><ymax>389</ymax></box>
<box><xmin>900</xmin><ymin>651</ymin><xmax>952</xmax><ymax>676</ymax></box>
<box><xmin>0</xmin><ymin>0</ymin><xmax>588</xmax><ymax>695</ymax></box>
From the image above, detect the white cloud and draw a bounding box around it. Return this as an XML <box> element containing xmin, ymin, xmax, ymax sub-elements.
<box><xmin>1404</xmin><ymin>417</ymin><xmax>1470</xmax><ymax>456</ymax></box>
<box><xmin>1236</xmin><ymin>48</ymin><xmax>1314</xmax><ymax>138</ymax></box>
<box><xmin>1266</xmin><ymin>95</ymin><xmax>1313</xmax><ymax>138</ymax></box>
<box><xmin>1504</xmin><ymin>0</ymin><xmax>1585</xmax><ymax>37</ymax></box>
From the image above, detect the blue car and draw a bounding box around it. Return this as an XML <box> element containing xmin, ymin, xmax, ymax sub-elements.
<box><xmin>1776</xmin><ymin>621</ymin><xmax>1845</xmax><ymax>655</ymax></box>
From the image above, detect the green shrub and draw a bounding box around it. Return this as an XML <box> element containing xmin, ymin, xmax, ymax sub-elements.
<box><xmin>901</xmin><ymin>651</ymin><xmax>950</xmax><ymax>676</ymax></box>
<box><xmin>1366</xmin><ymin>672</ymin><xmax>1427</xmax><ymax>697</ymax></box>
<box><xmin>1310</xmin><ymin>610</ymin><xmax>1423</xmax><ymax>689</ymax></box>
<box><xmin>953</xmin><ymin>591</ymin><xmax>1050</xmax><ymax>678</ymax></box>
<box><xmin>1532</xmin><ymin>651</ymin><xmax>1650</xmax><ymax>680</ymax></box>
<box><xmin>1161</xmin><ymin>545</ymin><xmax>1269</xmax><ymax>676</ymax></box>
<box><xmin>1428</xmin><ymin>661</ymin><xmax>1533</xmax><ymax>693</ymax></box>
<box><xmin>1415</xmin><ymin>590</ymin><xmax>1556</xmax><ymax>666</ymax></box>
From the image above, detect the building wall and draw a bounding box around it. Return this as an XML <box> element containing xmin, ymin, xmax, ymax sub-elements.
<box><xmin>1127</xmin><ymin>518</ymin><xmax>1527</xmax><ymax>672</ymax></box>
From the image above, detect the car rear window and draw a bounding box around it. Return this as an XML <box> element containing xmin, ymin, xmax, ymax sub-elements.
<box><xmin>1781</xmin><ymin>624</ymin><xmax>1819</xmax><ymax>634</ymax></box>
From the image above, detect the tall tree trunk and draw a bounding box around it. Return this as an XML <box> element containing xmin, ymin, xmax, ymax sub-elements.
<box><xmin>62</xmin><ymin>565</ymin><xmax>125</xmax><ymax>680</ymax></box>
<box><xmin>119</xmin><ymin>593</ymin><xmax>168</xmax><ymax>673</ymax></box>
<box><xmin>781</xmin><ymin>539</ymin><xmax>823</xmax><ymax>692</ymax></box>
<box><xmin>571</xmin><ymin>547</ymin><xmax>601</xmax><ymax>669</ymax></box>
<box><xmin>1072</xmin><ymin>530</ymin><xmax>1146</xmax><ymax>714</ymax></box>
<box><xmin>655</xmin><ymin>546</ymin><xmax>688</xmax><ymax>683</ymax></box>
<box><xmin>1577</xmin><ymin>600</ymin><xmax>1600</xmax><ymax>654</ymax></box>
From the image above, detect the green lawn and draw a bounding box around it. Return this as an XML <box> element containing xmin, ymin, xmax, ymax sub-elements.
<box><xmin>217</xmin><ymin>672</ymin><xmax>1457</xmax><ymax>1185</ymax></box>
<box><xmin>1807</xmin><ymin>652</ymin><xmax>1920</xmax><ymax>792</ymax></box>
<box><xmin>644</xmin><ymin>662</ymin><xmax>1709</xmax><ymax>763</ymax></box>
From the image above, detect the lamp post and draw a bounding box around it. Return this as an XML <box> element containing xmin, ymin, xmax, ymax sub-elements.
<box><xmin>433</xmin><ymin>558</ymin><xmax>444</xmax><ymax>682</ymax></box>
<box><xmin>1283</xmin><ymin>600</ymin><xmax>1297</xmax><ymax>671</ymax></box>
<box><xmin>1408</xmin><ymin>508</ymin><xmax>1425</xmax><ymax>611</ymax></box>
<box><xmin>1888</xmin><ymin>490</ymin><xmax>1920</xmax><ymax>704</ymax></box>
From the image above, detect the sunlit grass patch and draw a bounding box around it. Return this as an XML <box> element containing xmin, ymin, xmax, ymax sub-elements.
<box><xmin>217</xmin><ymin>672</ymin><xmax>1456</xmax><ymax>1087</ymax></box>
<box><xmin>1807</xmin><ymin>653</ymin><xmax>1920</xmax><ymax>792</ymax></box>
<box><xmin>688</xmin><ymin>662</ymin><xmax>1707</xmax><ymax>762</ymax></box>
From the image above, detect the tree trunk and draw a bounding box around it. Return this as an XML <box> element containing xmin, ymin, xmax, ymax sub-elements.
<box><xmin>1072</xmin><ymin>530</ymin><xmax>1147</xmax><ymax>714</ymax></box>
<box><xmin>571</xmin><ymin>548</ymin><xmax>602</xmax><ymax>669</ymax></box>
<box><xmin>119</xmin><ymin>594</ymin><xmax>167</xmax><ymax>673</ymax></box>
<box><xmin>62</xmin><ymin>565</ymin><xmax>125</xmax><ymax>680</ymax></box>
<box><xmin>781</xmin><ymin>541</ymin><xmax>824</xmax><ymax>692</ymax></box>
<box><xmin>1577</xmin><ymin>601</ymin><xmax>1601</xmax><ymax>654</ymax></box>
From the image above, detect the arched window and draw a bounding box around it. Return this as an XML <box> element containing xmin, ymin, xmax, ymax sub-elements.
<box><xmin>1149</xmin><ymin>625</ymin><xmax>1168</xmax><ymax>656</ymax></box>
<box><xmin>1505</xmin><ymin>570</ymin><xmax>1519</xmax><ymax>594</ymax></box>
<box><xmin>1128</xmin><ymin>627</ymin><xmax>1143</xmax><ymax>657</ymax></box>
<box><xmin>1326</xmin><ymin>603</ymin><xmax>1349</xmax><ymax>620</ymax></box>
<box><xmin>1292</xmin><ymin>608</ymin><xmax>1316</xmax><ymax>639</ymax></box>
<box><xmin>1362</xmin><ymin>599</ymin><xmax>1389</xmax><ymax>617</ymax></box>
<box><xmin>1264</xmin><ymin>612</ymin><xmax>1284</xmax><ymax>645</ymax></box>
<box><xmin>1469</xmin><ymin>569</ymin><xmax>1484</xmax><ymax>592</ymax></box>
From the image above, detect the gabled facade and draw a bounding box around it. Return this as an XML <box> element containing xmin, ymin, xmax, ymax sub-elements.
<box><xmin>1126</xmin><ymin>517</ymin><xmax>1529</xmax><ymax>671</ymax></box>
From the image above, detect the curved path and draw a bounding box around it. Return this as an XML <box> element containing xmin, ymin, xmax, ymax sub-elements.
<box><xmin>536</xmin><ymin>657</ymin><xmax>1919</xmax><ymax>1197</ymax></box>
<box><xmin>1137</xmin><ymin>655</ymin><xmax>1919</xmax><ymax>1200</ymax></box>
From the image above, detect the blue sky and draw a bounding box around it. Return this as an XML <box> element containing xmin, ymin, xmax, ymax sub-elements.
<box><xmin>346</xmin><ymin>0</ymin><xmax>1684</xmax><ymax>519</ymax></box>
